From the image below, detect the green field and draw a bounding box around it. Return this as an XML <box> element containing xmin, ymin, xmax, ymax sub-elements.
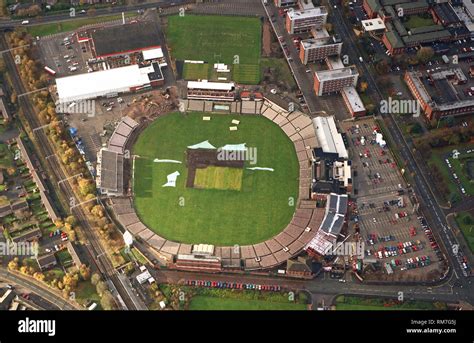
<box><xmin>455</xmin><ymin>212</ymin><xmax>474</xmax><ymax>253</ymax></box>
<box><xmin>133</xmin><ymin>112</ymin><xmax>299</xmax><ymax>246</ymax></box>
<box><xmin>189</xmin><ymin>296</ymin><xmax>307</xmax><ymax>310</ymax></box>
<box><xmin>404</xmin><ymin>15</ymin><xmax>435</xmax><ymax>30</ymax></box>
<box><xmin>232</xmin><ymin>64</ymin><xmax>260</xmax><ymax>84</ymax></box>
<box><xmin>335</xmin><ymin>295</ymin><xmax>446</xmax><ymax>311</ymax></box>
<box><xmin>183</xmin><ymin>63</ymin><xmax>210</xmax><ymax>80</ymax></box>
<box><xmin>167</xmin><ymin>15</ymin><xmax>261</xmax><ymax>84</ymax></box>
<box><xmin>449</xmin><ymin>154</ymin><xmax>474</xmax><ymax>196</ymax></box>
<box><xmin>429</xmin><ymin>147</ymin><xmax>474</xmax><ymax>202</ymax></box>
<box><xmin>194</xmin><ymin>166</ymin><xmax>243</xmax><ymax>191</ymax></box>
<box><xmin>27</xmin><ymin>13</ymin><xmax>135</xmax><ymax>37</ymax></box>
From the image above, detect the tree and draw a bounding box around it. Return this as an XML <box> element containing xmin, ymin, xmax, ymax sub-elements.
<box><xmin>8</xmin><ymin>257</ymin><xmax>19</xmax><ymax>271</ymax></box>
<box><xmin>96</xmin><ymin>281</ymin><xmax>108</xmax><ymax>296</ymax></box>
<box><xmin>79</xmin><ymin>264</ymin><xmax>91</xmax><ymax>281</ymax></box>
<box><xmin>91</xmin><ymin>273</ymin><xmax>101</xmax><ymax>286</ymax></box>
<box><xmin>100</xmin><ymin>290</ymin><xmax>116</xmax><ymax>310</ymax></box>
<box><xmin>463</xmin><ymin>215</ymin><xmax>473</xmax><ymax>226</ymax></box>
<box><xmin>416</xmin><ymin>47</ymin><xmax>434</xmax><ymax>64</ymax></box>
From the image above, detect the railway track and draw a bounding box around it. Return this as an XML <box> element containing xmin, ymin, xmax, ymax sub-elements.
<box><xmin>0</xmin><ymin>35</ymin><xmax>138</xmax><ymax>310</ymax></box>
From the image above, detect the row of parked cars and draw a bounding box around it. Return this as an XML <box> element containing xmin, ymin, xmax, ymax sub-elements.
<box><xmin>418</xmin><ymin>216</ymin><xmax>444</xmax><ymax>263</ymax></box>
<box><xmin>185</xmin><ymin>280</ymin><xmax>282</xmax><ymax>292</ymax></box>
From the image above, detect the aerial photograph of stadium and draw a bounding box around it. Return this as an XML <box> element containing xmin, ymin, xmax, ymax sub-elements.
<box><xmin>0</xmin><ymin>0</ymin><xmax>472</xmax><ymax>338</ymax></box>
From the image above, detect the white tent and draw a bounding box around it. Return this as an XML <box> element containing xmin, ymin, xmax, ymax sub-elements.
<box><xmin>187</xmin><ymin>140</ymin><xmax>216</xmax><ymax>150</ymax></box>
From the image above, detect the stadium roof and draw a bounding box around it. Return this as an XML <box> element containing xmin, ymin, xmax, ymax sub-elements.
<box><xmin>98</xmin><ymin>148</ymin><xmax>123</xmax><ymax>194</ymax></box>
<box><xmin>187</xmin><ymin>80</ymin><xmax>235</xmax><ymax>91</ymax></box>
<box><xmin>319</xmin><ymin>193</ymin><xmax>348</xmax><ymax>237</ymax></box>
<box><xmin>91</xmin><ymin>21</ymin><xmax>161</xmax><ymax>58</ymax></box>
<box><xmin>312</xmin><ymin>116</ymin><xmax>348</xmax><ymax>159</ymax></box>
<box><xmin>56</xmin><ymin>65</ymin><xmax>153</xmax><ymax>103</ymax></box>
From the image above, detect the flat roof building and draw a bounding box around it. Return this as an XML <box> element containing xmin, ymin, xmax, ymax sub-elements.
<box><xmin>361</xmin><ymin>18</ymin><xmax>386</xmax><ymax>33</ymax></box>
<box><xmin>285</xmin><ymin>7</ymin><xmax>328</xmax><ymax>34</ymax></box>
<box><xmin>312</xmin><ymin>116</ymin><xmax>348</xmax><ymax>159</ymax></box>
<box><xmin>404</xmin><ymin>70</ymin><xmax>474</xmax><ymax>119</ymax></box>
<box><xmin>313</xmin><ymin>67</ymin><xmax>359</xmax><ymax>96</ymax></box>
<box><xmin>90</xmin><ymin>21</ymin><xmax>161</xmax><ymax>59</ymax></box>
<box><xmin>56</xmin><ymin>63</ymin><xmax>163</xmax><ymax>103</ymax></box>
<box><xmin>341</xmin><ymin>86</ymin><xmax>366</xmax><ymax>117</ymax></box>
<box><xmin>299</xmin><ymin>34</ymin><xmax>342</xmax><ymax>64</ymax></box>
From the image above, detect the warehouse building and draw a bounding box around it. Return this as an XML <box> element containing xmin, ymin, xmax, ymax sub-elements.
<box><xmin>56</xmin><ymin>63</ymin><xmax>164</xmax><ymax>103</ymax></box>
<box><xmin>90</xmin><ymin>21</ymin><xmax>161</xmax><ymax>60</ymax></box>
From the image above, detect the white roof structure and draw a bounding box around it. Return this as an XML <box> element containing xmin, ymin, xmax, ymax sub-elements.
<box><xmin>312</xmin><ymin>116</ymin><xmax>348</xmax><ymax>159</ymax></box>
<box><xmin>187</xmin><ymin>140</ymin><xmax>216</xmax><ymax>150</ymax></box>
<box><xmin>136</xmin><ymin>270</ymin><xmax>152</xmax><ymax>284</ymax></box>
<box><xmin>123</xmin><ymin>231</ymin><xmax>133</xmax><ymax>246</ymax></box>
<box><xmin>187</xmin><ymin>80</ymin><xmax>235</xmax><ymax>91</ymax></box>
<box><xmin>361</xmin><ymin>18</ymin><xmax>386</xmax><ymax>32</ymax></box>
<box><xmin>142</xmin><ymin>48</ymin><xmax>163</xmax><ymax>60</ymax></box>
<box><xmin>342</xmin><ymin>87</ymin><xmax>366</xmax><ymax>114</ymax></box>
<box><xmin>220</xmin><ymin>143</ymin><xmax>247</xmax><ymax>151</ymax></box>
<box><xmin>56</xmin><ymin>65</ymin><xmax>152</xmax><ymax>103</ymax></box>
<box><xmin>192</xmin><ymin>244</ymin><xmax>215</xmax><ymax>255</ymax></box>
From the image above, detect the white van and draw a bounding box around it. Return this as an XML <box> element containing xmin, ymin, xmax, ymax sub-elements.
<box><xmin>21</xmin><ymin>20</ymin><xmax>29</xmax><ymax>25</ymax></box>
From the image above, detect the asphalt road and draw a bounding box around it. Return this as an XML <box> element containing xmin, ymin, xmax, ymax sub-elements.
<box><xmin>0</xmin><ymin>0</ymin><xmax>193</xmax><ymax>29</ymax></box>
<box><xmin>0</xmin><ymin>268</ymin><xmax>81</xmax><ymax>310</ymax></box>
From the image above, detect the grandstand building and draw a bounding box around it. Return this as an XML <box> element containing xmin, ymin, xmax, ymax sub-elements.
<box><xmin>305</xmin><ymin>193</ymin><xmax>348</xmax><ymax>256</ymax></box>
<box><xmin>96</xmin><ymin>148</ymin><xmax>124</xmax><ymax>197</ymax></box>
<box><xmin>186</xmin><ymin>80</ymin><xmax>236</xmax><ymax>101</ymax></box>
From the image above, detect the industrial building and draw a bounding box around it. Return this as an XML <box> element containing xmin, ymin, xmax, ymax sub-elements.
<box><xmin>56</xmin><ymin>63</ymin><xmax>164</xmax><ymax>103</ymax></box>
<box><xmin>89</xmin><ymin>21</ymin><xmax>161</xmax><ymax>60</ymax></box>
